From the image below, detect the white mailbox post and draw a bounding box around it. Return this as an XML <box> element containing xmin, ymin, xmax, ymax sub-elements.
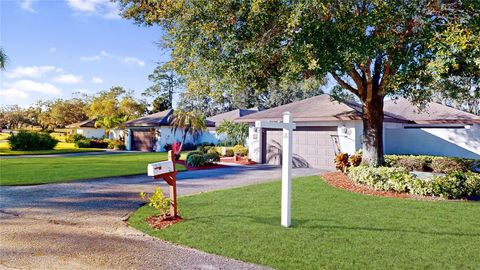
<box><xmin>255</xmin><ymin>112</ymin><xmax>296</xmax><ymax>227</ymax></box>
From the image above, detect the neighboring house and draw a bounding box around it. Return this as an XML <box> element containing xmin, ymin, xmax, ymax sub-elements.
<box><xmin>125</xmin><ymin>109</ymin><xmax>216</xmax><ymax>152</ymax></box>
<box><xmin>206</xmin><ymin>108</ymin><xmax>258</xmax><ymax>143</ymax></box>
<box><xmin>236</xmin><ymin>94</ymin><xmax>480</xmax><ymax>170</ymax></box>
<box><xmin>67</xmin><ymin>119</ymin><xmax>124</xmax><ymax>140</ymax></box>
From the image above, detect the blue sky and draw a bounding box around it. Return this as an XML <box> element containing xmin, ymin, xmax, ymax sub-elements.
<box><xmin>0</xmin><ymin>0</ymin><xmax>168</xmax><ymax>107</ymax></box>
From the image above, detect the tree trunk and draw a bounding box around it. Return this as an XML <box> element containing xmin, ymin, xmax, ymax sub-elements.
<box><xmin>361</xmin><ymin>94</ymin><xmax>385</xmax><ymax>166</ymax></box>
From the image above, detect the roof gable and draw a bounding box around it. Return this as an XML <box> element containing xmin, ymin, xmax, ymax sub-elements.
<box><xmin>207</xmin><ymin>108</ymin><xmax>258</xmax><ymax>126</ymax></box>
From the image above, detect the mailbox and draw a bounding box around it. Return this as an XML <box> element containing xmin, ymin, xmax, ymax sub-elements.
<box><xmin>147</xmin><ymin>160</ymin><xmax>175</xmax><ymax>177</ymax></box>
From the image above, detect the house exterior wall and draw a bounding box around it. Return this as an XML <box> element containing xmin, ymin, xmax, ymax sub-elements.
<box><xmin>76</xmin><ymin>128</ymin><xmax>105</xmax><ymax>139</ymax></box>
<box><xmin>384</xmin><ymin>124</ymin><xmax>480</xmax><ymax>159</ymax></box>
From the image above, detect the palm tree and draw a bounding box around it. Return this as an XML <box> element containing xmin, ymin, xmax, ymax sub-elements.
<box><xmin>169</xmin><ymin>109</ymin><xmax>207</xmax><ymax>150</ymax></box>
<box><xmin>0</xmin><ymin>48</ymin><xmax>8</xmax><ymax>70</ymax></box>
<box><xmin>217</xmin><ymin>120</ymin><xmax>249</xmax><ymax>145</ymax></box>
<box><xmin>95</xmin><ymin>116</ymin><xmax>122</xmax><ymax>138</ymax></box>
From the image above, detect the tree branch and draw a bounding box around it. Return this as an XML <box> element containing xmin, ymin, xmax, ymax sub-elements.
<box><xmin>331</xmin><ymin>73</ymin><xmax>359</xmax><ymax>96</ymax></box>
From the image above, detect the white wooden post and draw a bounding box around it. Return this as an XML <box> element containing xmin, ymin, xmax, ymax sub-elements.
<box><xmin>254</xmin><ymin>112</ymin><xmax>295</xmax><ymax>228</ymax></box>
<box><xmin>281</xmin><ymin>112</ymin><xmax>293</xmax><ymax>227</ymax></box>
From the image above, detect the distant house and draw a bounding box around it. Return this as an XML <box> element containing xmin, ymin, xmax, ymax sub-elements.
<box><xmin>125</xmin><ymin>108</ymin><xmax>259</xmax><ymax>152</ymax></box>
<box><xmin>67</xmin><ymin>119</ymin><xmax>123</xmax><ymax>140</ymax></box>
<box><xmin>236</xmin><ymin>94</ymin><xmax>480</xmax><ymax>169</ymax></box>
<box><xmin>124</xmin><ymin>109</ymin><xmax>217</xmax><ymax>152</ymax></box>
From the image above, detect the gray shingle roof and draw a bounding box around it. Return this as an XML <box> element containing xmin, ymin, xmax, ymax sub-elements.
<box><xmin>207</xmin><ymin>108</ymin><xmax>258</xmax><ymax>127</ymax></box>
<box><xmin>125</xmin><ymin>109</ymin><xmax>216</xmax><ymax>127</ymax></box>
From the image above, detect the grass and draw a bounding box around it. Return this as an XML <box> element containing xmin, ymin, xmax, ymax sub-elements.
<box><xmin>0</xmin><ymin>133</ymin><xmax>10</xmax><ymax>140</ymax></box>
<box><xmin>129</xmin><ymin>176</ymin><xmax>480</xmax><ymax>270</ymax></box>
<box><xmin>0</xmin><ymin>152</ymin><xmax>186</xmax><ymax>185</ymax></box>
<box><xmin>0</xmin><ymin>141</ymin><xmax>103</xmax><ymax>156</ymax></box>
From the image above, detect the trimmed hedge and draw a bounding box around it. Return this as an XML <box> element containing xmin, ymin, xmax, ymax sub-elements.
<box><xmin>8</xmin><ymin>130</ymin><xmax>59</xmax><ymax>151</ymax></box>
<box><xmin>232</xmin><ymin>145</ymin><xmax>248</xmax><ymax>156</ymax></box>
<box><xmin>384</xmin><ymin>155</ymin><xmax>475</xmax><ymax>173</ymax></box>
<box><xmin>349</xmin><ymin>166</ymin><xmax>480</xmax><ymax>199</ymax></box>
<box><xmin>65</xmin><ymin>134</ymin><xmax>87</xmax><ymax>143</ymax></box>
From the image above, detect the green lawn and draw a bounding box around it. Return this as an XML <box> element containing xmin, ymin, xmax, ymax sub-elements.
<box><xmin>0</xmin><ymin>152</ymin><xmax>186</xmax><ymax>185</ymax></box>
<box><xmin>129</xmin><ymin>176</ymin><xmax>480</xmax><ymax>270</ymax></box>
<box><xmin>0</xmin><ymin>141</ymin><xmax>104</xmax><ymax>156</ymax></box>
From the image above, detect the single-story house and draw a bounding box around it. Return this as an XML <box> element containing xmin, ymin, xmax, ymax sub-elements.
<box><xmin>236</xmin><ymin>94</ymin><xmax>480</xmax><ymax>170</ymax></box>
<box><xmin>67</xmin><ymin>119</ymin><xmax>123</xmax><ymax>140</ymax></box>
<box><xmin>125</xmin><ymin>108</ymin><xmax>259</xmax><ymax>152</ymax></box>
<box><xmin>125</xmin><ymin>109</ymin><xmax>217</xmax><ymax>152</ymax></box>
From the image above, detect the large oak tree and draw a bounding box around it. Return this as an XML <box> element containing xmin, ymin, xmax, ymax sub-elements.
<box><xmin>118</xmin><ymin>0</ymin><xmax>479</xmax><ymax>166</ymax></box>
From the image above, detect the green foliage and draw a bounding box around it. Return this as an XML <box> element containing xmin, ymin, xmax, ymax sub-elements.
<box><xmin>349</xmin><ymin>166</ymin><xmax>480</xmax><ymax>199</ymax></box>
<box><xmin>0</xmin><ymin>47</ymin><xmax>7</xmax><ymax>70</ymax></box>
<box><xmin>224</xmin><ymin>149</ymin><xmax>234</xmax><ymax>157</ymax></box>
<box><xmin>107</xmin><ymin>139</ymin><xmax>125</xmax><ymax>150</ymax></box>
<box><xmin>140</xmin><ymin>187</ymin><xmax>172</xmax><ymax>218</ymax></box>
<box><xmin>205</xmin><ymin>151</ymin><xmax>220</xmax><ymax>163</ymax></box>
<box><xmin>186</xmin><ymin>151</ymin><xmax>203</xmax><ymax>160</ymax></box>
<box><xmin>216</xmin><ymin>120</ymin><xmax>249</xmax><ymax>146</ymax></box>
<box><xmin>186</xmin><ymin>153</ymin><xmax>206</xmax><ymax>167</ymax></box>
<box><xmin>385</xmin><ymin>155</ymin><xmax>474</xmax><ymax>173</ymax></box>
<box><xmin>430</xmin><ymin>171</ymin><xmax>480</xmax><ymax>199</ymax></box>
<box><xmin>169</xmin><ymin>109</ymin><xmax>207</xmax><ymax>148</ymax></box>
<box><xmin>8</xmin><ymin>130</ymin><xmax>58</xmax><ymax>151</ymax></box>
<box><xmin>232</xmin><ymin>145</ymin><xmax>248</xmax><ymax>156</ymax></box>
<box><xmin>75</xmin><ymin>139</ymin><xmax>91</xmax><ymax>148</ymax></box>
<box><xmin>66</xmin><ymin>134</ymin><xmax>87</xmax><ymax>143</ymax></box>
<box><xmin>143</xmin><ymin>66</ymin><xmax>182</xmax><ymax>112</ymax></box>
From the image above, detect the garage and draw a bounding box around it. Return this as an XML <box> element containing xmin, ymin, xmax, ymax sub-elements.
<box><xmin>131</xmin><ymin>129</ymin><xmax>155</xmax><ymax>151</ymax></box>
<box><xmin>261</xmin><ymin>126</ymin><xmax>338</xmax><ymax>169</ymax></box>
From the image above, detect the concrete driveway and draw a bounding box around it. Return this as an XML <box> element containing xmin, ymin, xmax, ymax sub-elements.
<box><xmin>0</xmin><ymin>165</ymin><xmax>324</xmax><ymax>270</ymax></box>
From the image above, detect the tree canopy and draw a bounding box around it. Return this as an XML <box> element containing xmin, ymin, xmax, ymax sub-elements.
<box><xmin>118</xmin><ymin>0</ymin><xmax>479</xmax><ymax>165</ymax></box>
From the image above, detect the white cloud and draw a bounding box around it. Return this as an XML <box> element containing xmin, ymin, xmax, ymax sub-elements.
<box><xmin>3</xmin><ymin>80</ymin><xmax>62</xmax><ymax>95</ymax></box>
<box><xmin>20</xmin><ymin>0</ymin><xmax>36</xmax><ymax>12</ymax></box>
<box><xmin>80</xmin><ymin>55</ymin><xmax>101</xmax><ymax>61</ymax></box>
<box><xmin>91</xmin><ymin>77</ymin><xmax>103</xmax><ymax>84</ymax></box>
<box><xmin>5</xmin><ymin>65</ymin><xmax>56</xmax><ymax>79</ymax></box>
<box><xmin>123</xmin><ymin>57</ymin><xmax>145</xmax><ymax>67</ymax></box>
<box><xmin>80</xmin><ymin>51</ymin><xmax>145</xmax><ymax>67</ymax></box>
<box><xmin>0</xmin><ymin>88</ymin><xmax>30</xmax><ymax>102</ymax></box>
<box><xmin>49</xmin><ymin>47</ymin><xmax>57</xmax><ymax>53</ymax></box>
<box><xmin>53</xmin><ymin>74</ymin><xmax>84</xmax><ymax>84</ymax></box>
<box><xmin>66</xmin><ymin>0</ymin><xmax>120</xmax><ymax>19</ymax></box>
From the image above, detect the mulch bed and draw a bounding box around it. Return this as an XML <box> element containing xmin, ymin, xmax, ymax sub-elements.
<box><xmin>145</xmin><ymin>215</ymin><xmax>183</xmax><ymax>229</ymax></box>
<box><xmin>321</xmin><ymin>171</ymin><xmax>415</xmax><ymax>199</ymax></box>
<box><xmin>176</xmin><ymin>160</ymin><xmax>228</xmax><ymax>171</ymax></box>
<box><xmin>219</xmin><ymin>157</ymin><xmax>257</xmax><ymax>165</ymax></box>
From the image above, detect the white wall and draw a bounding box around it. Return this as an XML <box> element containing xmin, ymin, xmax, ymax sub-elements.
<box><xmin>108</xmin><ymin>129</ymin><xmax>124</xmax><ymax>140</ymax></box>
<box><xmin>384</xmin><ymin>124</ymin><xmax>480</xmax><ymax>159</ymax></box>
<box><xmin>76</xmin><ymin>128</ymin><xmax>105</xmax><ymax>139</ymax></box>
<box><xmin>248</xmin><ymin>125</ymin><xmax>262</xmax><ymax>162</ymax></box>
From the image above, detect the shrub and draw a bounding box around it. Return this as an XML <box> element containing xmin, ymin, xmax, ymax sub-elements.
<box><xmin>186</xmin><ymin>153</ymin><xmax>206</xmax><ymax>167</ymax></box>
<box><xmin>197</xmin><ymin>145</ymin><xmax>216</xmax><ymax>153</ymax></box>
<box><xmin>207</xmin><ymin>148</ymin><xmax>220</xmax><ymax>155</ymax></box>
<box><xmin>186</xmin><ymin>151</ymin><xmax>203</xmax><ymax>160</ymax></box>
<box><xmin>205</xmin><ymin>151</ymin><xmax>220</xmax><ymax>163</ymax></box>
<box><xmin>232</xmin><ymin>144</ymin><xmax>248</xmax><ymax>156</ymax></box>
<box><xmin>65</xmin><ymin>134</ymin><xmax>87</xmax><ymax>143</ymax></box>
<box><xmin>430</xmin><ymin>157</ymin><xmax>473</xmax><ymax>174</ymax></box>
<box><xmin>8</xmin><ymin>130</ymin><xmax>59</xmax><ymax>151</ymax></box>
<box><xmin>89</xmin><ymin>139</ymin><xmax>109</xmax><ymax>148</ymax></box>
<box><xmin>182</xmin><ymin>143</ymin><xmax>197</xmax><ymax>151</ymax></box>
<box><xmin>429</xmin><ymin>171</ymin><xmax>480</xmax><ymax>199</ymax></box>
<box><xmin>335</xmin><ymin>153</ymin><xmax>350</xmax><ymax>172</ymax></box>
<box><xmin>384</xmin><ymin>155</ymin><xmax>431</xmax><ymax>171</ymax></box>
<box><xmin>76</xmin><ymin>139</ymin><xmax>91</xmax><ymax>148</ymax></box>
<box><xmin>224</xmin><ymin>149</ymin><xmax>234</xmax><ymax>157</ymax></box>
<box><xmin>384</xmin><ymin>155</ymin><xmax>474</xmax><ymax>173</ymax></box>
<box><xmin>349</xmin><ymin>166</ymin><xmax>480</xmax><ymax>199</ymax></box>
<box><xmin>349</xmin><ymin>166</ymin><xmax>415</xmax><ymax>193</ymax></box>
<box><xmin>140</xmin><ymin>187</ymin><xmax>171</xmax><ymax>218</ymax></box>
<box><xmin>349</xmin><ymin>150</ymin><xmax>362</xmax><ymax>167</ymax></box>
<box><xmin>108</xmin><ymin>139</ymin><xmax>125</xmax><ymax>150</ymax></box>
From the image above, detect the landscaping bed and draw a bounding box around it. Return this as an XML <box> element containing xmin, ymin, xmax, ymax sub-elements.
<box><xmin>219</xmin><ymin>156</ymin><xmax>256</xmax><ymax>165</ymax></box>
<box><xmin>129</xmin><ymin>176</ymin><xmax>480</xmax><ymax>269</ymax></box>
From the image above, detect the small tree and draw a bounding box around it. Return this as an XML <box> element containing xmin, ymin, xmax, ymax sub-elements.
<box><xmin>216</xmin><ymin>120</ymin><xmax>249</xmax><ymax>146</ymax></box>
<box><xmin>0</xmin><ymin>48</ymin><xmax>8</xmax><ymax>70</ymax></box>
<box><xmin>169</xmin><ymin>109</ymin><xmax>207</xmax><ymax>150</ymax></box>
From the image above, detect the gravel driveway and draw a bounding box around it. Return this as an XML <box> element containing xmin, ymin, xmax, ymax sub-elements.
<box><xmin>0</xmin><ymin>165</ymin><xmax>324</xmax><ymax>270</ymax></box>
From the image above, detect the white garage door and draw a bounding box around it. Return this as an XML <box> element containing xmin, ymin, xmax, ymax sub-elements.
<box><xmin>262</xmin><ymin>127</ymin><xmax>337</xmax><ymax>169</ymax></box>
